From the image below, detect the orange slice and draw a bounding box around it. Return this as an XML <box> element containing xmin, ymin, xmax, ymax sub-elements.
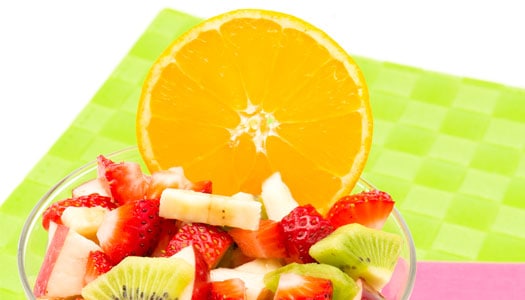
<box><xmin>136</xmin><ymin>9</ymin><xmax>372</xmax><ymax>213</ymax></box>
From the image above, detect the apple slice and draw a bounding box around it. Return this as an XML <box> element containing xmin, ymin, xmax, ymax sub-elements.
<box><xmin>261</xmin><ymin>172</ymin><xmax>298</xmax><ymax>221</ymax></box>
<box><xmin>34</xmin><ymin>223</ymin><xmax>101</xmax><ymax>298</ymax></box>
<box><xmin>171</xmin><ymin>245</ymin><xmax>210</xmax><ymax>300</ymax></box>
<box><xmin>72</xmin><ymin>178</ymin><xmax>110</xmax><ymax>198</ymax></box>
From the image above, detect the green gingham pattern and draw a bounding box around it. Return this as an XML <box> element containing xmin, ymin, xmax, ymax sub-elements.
<box><xmin>358</xmin><ymin>60</ymin><xmax>525</xmax><ymax>261</ymax></box>
<box><xmin>1</xmin><ymin>8</ymin><xmax>524</xmax><ymax>298</ymax></box>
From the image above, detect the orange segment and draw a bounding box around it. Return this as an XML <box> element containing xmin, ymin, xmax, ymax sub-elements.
<box><xmin>137</xmin><ymin>9</ymin><xmax>372</xmax><ymax>213</ymax></box>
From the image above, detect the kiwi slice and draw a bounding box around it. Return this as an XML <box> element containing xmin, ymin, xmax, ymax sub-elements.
<box><xmin>264</xmin><ymin>262</ymin><xmax>359</xmax><ymax>300</ymax></box>
<box><xmin>81</xmin><ymin>256</ymin><xmax>193</xmax><ymax>300</ymax></box>
<box><xmin>309</xmin><ymin>223</ymin><xmax>402</xmax><ymax>290</ymax></box>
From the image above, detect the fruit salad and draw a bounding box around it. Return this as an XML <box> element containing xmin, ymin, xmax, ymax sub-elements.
<box><xmin>26</xmin><ymin>8</ymin><xmax>415</xmax><ymax>300</ymax></box>
<box><xmin>32</xmin><ymin>153</ymin><xmax>404</xmax><ymax>300</ymax></box>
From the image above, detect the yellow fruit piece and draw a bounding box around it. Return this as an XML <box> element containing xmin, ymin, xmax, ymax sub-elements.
<box><xmin>137</xmin><ymin>9</ymin><xmax>372</xmax><ymax>213</ymax></box>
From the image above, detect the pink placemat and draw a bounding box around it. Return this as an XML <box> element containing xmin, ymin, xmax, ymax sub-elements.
<box><xmin>411</xmin><ymin>262</ymin><xmax>525</xmax><ymax>299</ymax></box>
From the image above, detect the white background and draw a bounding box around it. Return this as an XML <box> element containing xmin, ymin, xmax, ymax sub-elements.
<box><xmin>1</xmin><ymin>0</ymin><xmax>524</xmax><ymax>204</ymax></box>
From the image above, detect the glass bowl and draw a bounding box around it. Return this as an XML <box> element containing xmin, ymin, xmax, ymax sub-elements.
<box><xmin>18</xmin><ymin>146</ymin><xmax>416</xmax><ymax>299</ymax></box>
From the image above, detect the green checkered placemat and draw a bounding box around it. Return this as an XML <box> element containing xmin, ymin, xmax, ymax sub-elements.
<box><xmin>1</xmin><ymin>8</ymin><xmax>524</xmax><ymax>298</ymax></box>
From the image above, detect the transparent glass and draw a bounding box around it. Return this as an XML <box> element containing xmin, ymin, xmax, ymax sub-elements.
<box><xmin>18</xmin><ymin>146</ymin><xmax>416</xmax><ymax>299</ymax></box>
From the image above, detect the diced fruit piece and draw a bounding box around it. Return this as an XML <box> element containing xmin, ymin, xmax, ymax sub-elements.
<box><xmin>359</xmin><ymin>279</ymin><xmax>386</xmax><ymax>300</ymax></box>
<box><xmin>42</xmin><ymin>193</ymin><xmax>116</xmax><ymax>230</ymax></box>
<box><xmin>192</xmin><ymin>180</ymin><xmax>213</xmax><ymax>193</ymax></box>
<box><xmin>151</xmin><ymin>218</ymin><xmax>182</xmax><ymax>257</ymax></box>
<box><xmin>146</xmin><ymin>166</ymin><xmax>212</xmax><ymax>198</ymax></box>
<box><xmin>260</xmin><ymin>172</ymin><xmax>299</xmax><ymax>221</ymax></box>
<box><xmin>165</xmin><ymin>222</ymin><xmax>233</xmax><ymax>270</ymax></box>
<box><xmin>160</xmin><ymin>188</ymin><xmax>261</xmax><ymax>230</ymax></box>
<box><xmin>72</xmin><ymin>178</ymin><xmax>110</xmax><ymax>198</ymax></box>
<box><xmin>210</xmin><ymin>278</ymin><xmax>246</xmax><ymax>300</ymax></box>
<box><xmin>217</xmin><ymin>245</ymin><xmax>254</xmax><ymax>269</ymax></box>
<box><xmin>160</xmin><ymin>189</ymin><xmax>210</xmax><ymax>224</ymax></box>
<box><xmin>97</xmin><ymin>154</ymin><xmax>150</xmax><ymax>205</ymax></box>
<box><xmin>207</xmin><ymin>194</ymin><xmax>261</xmax><ymax>231</ymax></box>
<box><xmin>235</xmin><ymin>259</ymin><xmax>282</xmax><ymax>299</ymax></box>
<box><xmin>309</xmin><ymin>223</ymin><xmax>402</xmax><ymax>290</ymax></box>
<box><xmin>264</xmin><ymin>263</ymin><xmax>359</xmax><ymax>300</ymax></box>
<box><xmin>81</xmin><ymin>256</ymin><xmax>193</xmax><ymax>299</ymax></box>
<box><xmin>353</xmin><ymin>279</ymin><xmax>363</xmax><ymax>300</ymax></box>
<box><xmin>326</xmin><ymin>190</ymin><xmax>395</xmax><ymax>229</ymax></box>
<box><xmin>96</xmin><ymin>199</ymin><xmax>162</xmax><ymax>264</ymax></box>
<box><xmin>232</xmin><ymin>192</ymin><xmax>258</xmax><ymax>202</ymax></box>
<box><xmin>211</xmin><ymin>267</ymin><xmax>270</xmax><ymax>300</ymax></box>
<box><xmin>234</xmin><ymin>258</ymin><xmax>283</xmax><ymax>274</ymax></box>
<box><xmin>273</xmin><ymin>273</ymin><xmax>333</xmax><ymax>300</ymax></box>
<box><xmin>279</xmin><ymin>204</ymin><xmax>334</xmax><ymax>263</ymax></box>
<box><xmin>84</xmin><ymin>250</ymin><xmax>113</xmax><ymax>285</ymax></box>
<box><xmin>61</xmin><ymin>206</ymin><xmax>109</xmax><ymax>242</ymax></box>
<box><xmin>228</xmin><ymin>219</ymin><xmax>287</xmax><ymax>259</ymax></box>
<box><xmin>34</xmin><ymin>223</ymin><xmax>101</xmax><ymax>298</ymax></box>
<box><xmin>380</xmin><ymin>257</ymin><xmax>408</xmax><ymax>300</ymax></box>
<box><xmin>46</xmin><ymin>222</ymin><xmax>59</xmax><ymax>246</ymax></box>
<box><xmin>146</xmin><ymin>167</ymin><xmax>193</xmax><ymax>199</ymax></box>
<box><xmin>171</xmin><ymin>245</ymin><xmax>211</xmax><ymax>300</ymax></box>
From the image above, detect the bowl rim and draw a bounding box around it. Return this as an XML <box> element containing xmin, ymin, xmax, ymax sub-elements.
<box><xmin>18</xmin><ymin>146</ymin><xmax>416</xmax><ymax>299</ymax></box>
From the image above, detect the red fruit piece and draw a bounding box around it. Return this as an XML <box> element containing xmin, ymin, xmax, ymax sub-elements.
<box><xmin>273</xmin><ymin>273</ymin><xmax>333</xmax><ymax>300</ymax></box>
<box><xmin>216</xmin><ymin>246</ymin><xmax>254</xmax><ymax>269</ymax></box>
<box><xmin>96</xmin><ymin>199</ymin><xmax>162</xmax><ymax>264</ymax></box>
<box><xmin>165</xmin><ymin>223</ymin><xmax>233</xmax><ymax>270</ymax></box>
<box><xmin>228</xmin><ymin>219</ymin><xmax>287</xmax><ymax>259</ymax></box>
<box><xmin>33</xmin><ymin>223</ymin><xmax>101</xmax><ymax>298</ymax></box>
<box><xmin>210</xmin><ymin>278</ymin><xmax>246</xmax><ymax>300</ymax></box>
<box><xmin>151</xmin><ymin>218</ymin><xmax>182</xmax><ymax>257</ymax></box>
<box><xmin>326</xmin><ymin>190</ymin><xmax>395</xmax><ymax>230</ymax></box>
<box><xmin>279</xmin><ymin>204</ymin><xmax>334</xmax><ymax>263</ymax></box>
<box><xmin>191</xmin><ymin>180</ymin><xmax>213</xmax><ymax>194</ymax></box>
<box><xmin>83</xmin><ymin>250</ymin><xmax>113</xmax><ymax>285</ymax></box>
<box><xmin>97</xmin><ymin>155</ymin><xmax>150</xmax><ymax>205</ymax></box>
<box><xmin>170</xmin><ymin>244</ymin><xmax>211</xmax><ymax>299</ymax></box>
<box><xmin>42</xmin><ymin>193</ymin><xmax>117</xmax><ymax>230</ymax></box>
<box><xmin>191</xmin><ymin>245</ymin><xmax>212</xmax><ymax>300</ymax></box>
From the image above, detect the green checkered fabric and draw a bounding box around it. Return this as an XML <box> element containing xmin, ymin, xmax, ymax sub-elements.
<box><xmin>1</xmin><ymin>8</ymin><xmax>524</xmax><ymax>299</ymax></box>
<box><xmin>358</xmin><ymin>60</ymin><xmax>525</xmax><ymax>261</ymax></box>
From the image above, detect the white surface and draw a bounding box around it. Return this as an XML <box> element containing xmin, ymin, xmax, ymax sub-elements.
<box><xmin>1</xmin><ymin>0</ymin><xmax>524</xmax><ymax>205</ymax></box>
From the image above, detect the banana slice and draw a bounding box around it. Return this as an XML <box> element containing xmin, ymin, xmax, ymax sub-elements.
<box><xmin>160</xmin><ymin>189</ymin><xmax>261</xmax><ymax>230</ymax></box>
<box><xmin>159</xmin><ymin>189</ymin><xmax>211</xmax><ymax>224</ymax></box>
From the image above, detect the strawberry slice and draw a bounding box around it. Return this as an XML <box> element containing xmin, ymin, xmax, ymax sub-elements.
<box><xmin>83</xmin><ymin>250</ymin><xmax>113</xmax><ymax>285</ymax></box>
<box><xmin>210</xmin><ymin>278</ymin><xmax>246</xmax><ymax>300</ymax></box>
<box><xmin>165</xmin><ymin>223</ymin><xmax>233</xmax><ymax>270</ymax></box>
<box><xmin>279</xmin><ymin>204</ymin><xmax>334</xmax><ymax>263</ymax></box>
<box><xmin>96</xmin><ymin>199</ymin><xmax>162</xmax><ymax>264</ymax></box>
<box><xmin>215</xmin><ymin>246</ymin><xmax>254</xmax><ymax>269</ymax></box>
<box><xmin>42</xmin><ymin>193</ymin><xmax>117</xmax><ymax>230</ymax></box>
<box><xmin>273</xmin><ymin>273</ymin><xmax>333</xmax><ymax>300</ymax></box>
<box><xmin>228</xmin><ymin>219</ymin><xmax>287</xmax><ymax>259</ymax></box>
<box><xmin>97</xmin><ymin>155</ymin><xmax>150</xmax><ymax>205</ymax></box>
<box><xmin>326</xmin><ymin>190</ymin><xmax>395</xmax><ymax>230</ymax></box>
<box><xmin>151</xmin><ymin>218</ymin><xmax>182</xmax><ymax>257</ymax></box>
